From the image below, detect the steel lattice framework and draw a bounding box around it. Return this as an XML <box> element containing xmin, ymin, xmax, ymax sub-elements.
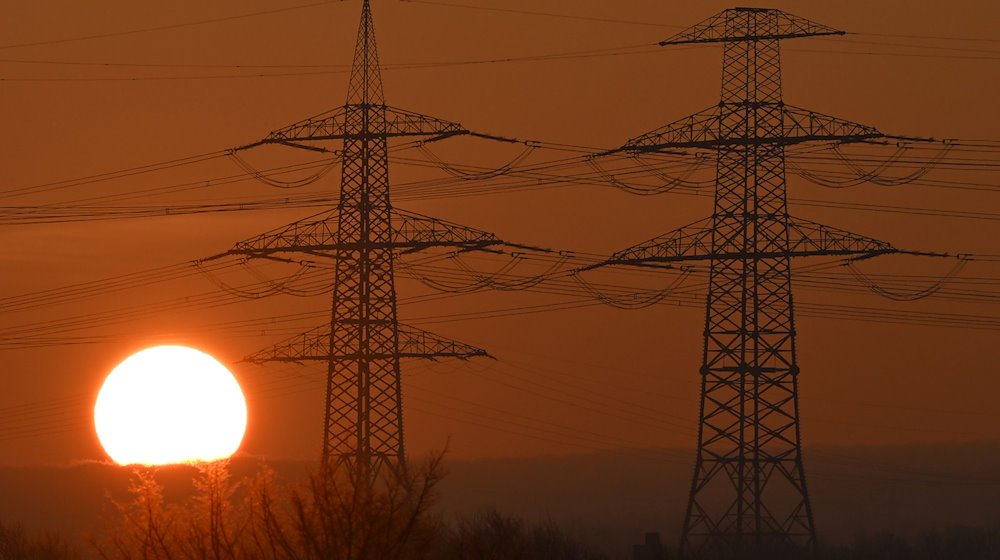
<box><xmin>599</xmin><ymin>8</ymin><xmax>909</xmax><ymax>557</ymax></box>
<box><xmin>212</xmin><ymin>0</ymin><xmax>509</xmax><ymax>477</ymax></box>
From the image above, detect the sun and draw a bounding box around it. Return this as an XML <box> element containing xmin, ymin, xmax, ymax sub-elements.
<box><xmin>94</xmin><ymin>345</ymin><xmax>248</xmax><ymax>466</ymax></box>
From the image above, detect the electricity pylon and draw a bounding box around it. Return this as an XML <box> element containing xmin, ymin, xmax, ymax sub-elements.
<box><xmin>211</xmin><ymin>0</ymin><xmax>510</xmax><ymax>477</ymax></box>
<box><xmin>596</xmin><ymin>8</ymin><xmax>916</xmax><ymax>556</ymax></box>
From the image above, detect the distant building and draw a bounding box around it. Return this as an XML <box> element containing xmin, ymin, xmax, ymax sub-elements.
<box><xmin>632</xmin><ymin>532</ymin><xmax>666</xmax><ymax>560</ymax></box>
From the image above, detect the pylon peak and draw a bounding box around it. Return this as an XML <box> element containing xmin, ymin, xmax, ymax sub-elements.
<box><xmin>346</xmin><ymin>0</ymin><xmax>385</xmax><ymax>106</ymax></box>
<box><xmin>659</xmin><ymin>6</ymin><xmax>844</xmax><ymax>46</ymax></box>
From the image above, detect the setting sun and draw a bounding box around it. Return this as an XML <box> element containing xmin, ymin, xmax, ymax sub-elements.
<box><xmin>94</xmin><ymin>346</ymin><xmax>247</xmax><ymax>466</ymax></box>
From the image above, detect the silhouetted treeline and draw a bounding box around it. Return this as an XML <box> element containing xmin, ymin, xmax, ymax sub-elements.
<box><xmin>89</xmin><ymin>454</ymin><xmax>607</xmax><ymax>560</ymax></box>
<box><xmin>4</xmin><ymin>456</ymin><xmax>1000</xmax><ymax>559</ymax></box>
<box><xmin>643</xmin><ymin>527</ymin><xmax>1000</xmax><ymax>560</ymax></box>
<box><xmin>0</xmin><ymin>521</ymin><xmax>77</xmax><ymax>560</ymax></box>
<box><xmin>819</xmin><ymin>526</ymin><xmax>1000</xmax><ymax>560</ymax></box>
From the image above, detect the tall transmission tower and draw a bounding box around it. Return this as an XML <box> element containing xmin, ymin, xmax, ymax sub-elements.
<box><xmin>209</xmin><ymin>0</ymin><xmax>516</xmax><ymax>477</ymax></box>
<box><xmin>594</xmin><ymin>8</ymin><xmax>920</xmax><ymax>556</ymax></box>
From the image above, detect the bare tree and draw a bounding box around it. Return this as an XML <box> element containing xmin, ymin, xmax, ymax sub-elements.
<box><xmin>93</xmin><ymin>468</ymin><xmax>175</xmax><ymax>560</ymax></box>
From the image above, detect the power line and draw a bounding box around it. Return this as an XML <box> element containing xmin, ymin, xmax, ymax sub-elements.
<box><xmin>400</xmin><ymin>0</ymin><xmax>1000</xmax><ymax>52</ymax></box>
<box><xmin>787</xmin><ymin>46</ymin><xmax>1000</xmax><ymax>62</ymax></box>
<box><xmin>3</xmin><ymin>246</ymin><xmax>999</xmax><ymax>352</ymax></box>
<box><xmin>0</xmin><ymin>150</ymin><xmax>228</xmax><ymax>201</ymax></box>
<box><xmin>0</xmin><ymin>0</ymin><xmax>346</xmax><ymax>51</ymax></box>
<box><xmin>855</xmin><ymin>31</ymin><xmax>1000</xmax><ymax>44</ymax></box>
<box><xmin>0</xmin><ymin>58</ymin><xmax>349</xmax><ymax>70</ymax></box>
<box><xmin>399</xmin><ymin>0</ymin><xmax>682</xmax><ymax>29</ymax></box>
<box><xmin>831</xmin><ymin>37</ymin><xmax>1000</xmax><ymax>55</ymax></box>
<box><xmin>0</xmin><ymin>44</ymin><xmax>665</xmax><ymax>82</ymax></box>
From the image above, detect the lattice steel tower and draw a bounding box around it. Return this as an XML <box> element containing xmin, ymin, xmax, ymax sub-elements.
<box><xmin>213</xmin><ymin>0</ymin><xmax>508</xmax><ymax>477</ymax></box>
<box><xmin>599</xmin><ymin>8</ymin><xmax>908</xmax><ymax>556</ymax></box>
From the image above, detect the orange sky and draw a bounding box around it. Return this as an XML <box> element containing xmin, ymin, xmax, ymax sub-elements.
<box><xmin>0</xmin><ymin>0</ymin><xmax>998</xmax><ymax>468</ymax></box>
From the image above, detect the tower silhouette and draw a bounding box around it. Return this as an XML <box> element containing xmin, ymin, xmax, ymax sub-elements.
<box><xmin>214</xmin><ymin>0</ymin><xmax>510</xmax><ymax>477</ymax></box>
<box><xmin>596</xmin><ymin>8</ymin><xmax>912</xmax><ymax>556</ymax></box>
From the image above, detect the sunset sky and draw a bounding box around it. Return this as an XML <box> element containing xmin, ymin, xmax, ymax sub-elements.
<box><xmin>0</xmin><ymin>0</ymin><xmax>998</xmax><ymax>483</ymax></box>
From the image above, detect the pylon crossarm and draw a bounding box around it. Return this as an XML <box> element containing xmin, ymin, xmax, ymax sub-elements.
<box><xmin>199</xmin><ymin>209</ymin><xmax>341</xmax><ymax>261</ymax></box>
<box><xmin>204</xmin><ymin>208</ymin><xmax>517</xmax><ymax>261</ymax></box>
<box><xmin>392</xmin><ymin>209</ymin><xmax>502</xmax><ymax>254</ymax></box>
<box><xmin>235</xmin><ymin>107</ymin><xmax>348</xmax><ymax>151</ymax></box>
<box><xmin>782</xmin><ymin>105</ymin><xmax>883</xmax><ymax>145</ymax></box>
<box><xmin>625</xmin><ymin>105</ymin><xmax>884</xmax><ymax>152</ymax></box>
<box><xmin>787</xmin><ymin>218</ymin><xmax>895</xmax><ymax>255</ymax></box>
<box><xmin>607</xmin><ymin>247</ymin><xmax>897</xmax><ymax>267</ymax></box>
<box><xmin>242</xmin><ymin>323</ymin><xmax>488</xmax><ymax>364</ymax></box>
<box><xmin>604</xmin><ymin>218</ymin><xmax>714</xmax><ymax>265</ymax></box>
<box><xmin>243</xmin><ymin>324</ymin><xmax>330</xmax><ymax>365</ymax></box>
<box><xmin>382</xmin><ymin>105</ymin><xmax>467</xmax><ymax>138</ymax></box>
<box><xmin>234</xmin><ymin>104</ymin><xmax>469</xmax><ymax>153</ymax></box>
<box><xmin>657</xmin><ymin>7</ymin><xmax>843</xmax><ymax>46</ymax></box>
<box><xmin>592</xmin><ymin>217</ymin><xmax>899</xmax><ymax>268</ymax></box>
<box><xmin>624</xmin><ymin>106</ymin><xmax>720</xmax><ymax>153</ymax></box>
<box><xmin>396</xmin><ymin>323</ymin><xmax>490</xmax><ymax>359</ymax></box>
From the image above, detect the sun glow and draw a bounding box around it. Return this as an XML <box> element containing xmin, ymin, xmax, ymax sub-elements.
<box><xmin>94</xmin><ymin>346</ymin><xmax>247</xmax><ymax>466</ymax></box>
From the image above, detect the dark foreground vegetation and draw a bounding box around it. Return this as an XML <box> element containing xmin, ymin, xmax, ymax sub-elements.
<box><xmin>2</xmin><ymin>454</ymin><xmax>604</xmax><ymax>560</ymax></box>
<box><xmin>1</xmin><ymin>455</ymin><xmax>999</xmax><ymax>559</ymax></box>
<box><xmin>665</xmin><ymin>527</ymin><xmax>1000</xmax><ymax>560</ymax></box>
